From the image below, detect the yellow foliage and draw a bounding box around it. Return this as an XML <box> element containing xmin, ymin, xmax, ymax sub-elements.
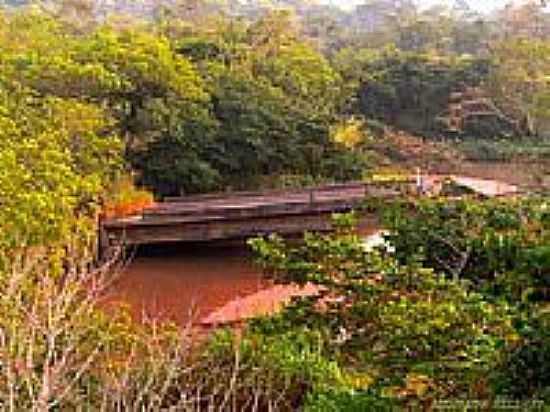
<box><xmin>403</xmin><ymin>373</ymin><xmax>432</xmax><ymax>397</ymax></box>
<box><xmin>384</xmin><ymin>373</ymin><xmax>433</xmax><ymax>399</ymax></box>
<box><xmin>103</xmin><ymin>175</ymin><xmax>155</xmax><ymax>218</ymax></box>
<box><xmin>48</xmin><ymin>98</ymin><xmax>115</xmax><ymax>136</ymax></box>
<box><xmin>331</xmin><ymin>118</ymin><xmax>367</xmax><ymax>148</ymax></box>
<box><xmin>342</xmin><ymin>371</ymin><xmax>375</xmax><ymax>390</ymax></box>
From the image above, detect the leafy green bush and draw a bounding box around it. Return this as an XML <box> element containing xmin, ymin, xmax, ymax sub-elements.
<box><xmin>383</xmin><ymin>197</ymin><xmax>550</xmax><ymax>304</ymax></box>
<box><xmin>304</xmin><ymin>388</ymin><xmax>400</xmax><ymax>411</ymax></box>
<box><xmin>249</xmin><ymin>216</ymin><xmax>514</xmax><ymax>401</ymax></box>
<box><xmin>492</xmin><ymin>311</ymin><xmax>550</xmax><ymax>402</ymax></box>
<box><xmin>382</xmin><ymin>197</ymin><xmax>550</xmax><ymax>402</ymax></box>
<box><xmin>194</xmin><ymin>328</ymin><xmax>345</xmax><ymax>411</ymax></box>
<box><xmin>333</xmin><ymin>47</ymin><xmax>490</xmax><ymax>137</ymax></box>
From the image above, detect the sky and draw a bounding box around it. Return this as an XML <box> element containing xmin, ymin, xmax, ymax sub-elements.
<box><xmin>419</xmin><ymin>0</ymin><xmax>506</xmax><ymax>12</ymax></box>
<box><xmin>324</xmin><ymin>0</ymin><xmax>510</xmax><ymax>12</ymax></box>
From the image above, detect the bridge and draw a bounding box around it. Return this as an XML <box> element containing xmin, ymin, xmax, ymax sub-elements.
<box><xmin>100</xmin><ymin>176</ymin><xmax>521</xmax><ymax>253</ymax></box>
<box><xmin>100</xmin><ymin>182</ymin><xmax>396</xmax><ymax>252</ymax></box>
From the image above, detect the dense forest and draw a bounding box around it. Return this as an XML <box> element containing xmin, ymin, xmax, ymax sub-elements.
<box><xmin>1</xmin><ymin>0</ymin><xmax>550</xmax><ymax>410</ymax></box>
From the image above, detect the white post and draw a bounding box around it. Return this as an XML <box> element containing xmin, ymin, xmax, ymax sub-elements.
<box><xmin>416</xmin><ymin>167</ymin><xmax>422</xmax><ymax>195</ymax></box>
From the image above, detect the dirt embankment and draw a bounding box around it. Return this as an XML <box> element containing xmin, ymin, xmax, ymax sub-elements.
<box><xmin>434</xmin><ymin>161</ymin><xmax>550</xmax><ymax>190</ymax></box>
<box><xmin>370</xmin><ymin>128</ymin><xmax>549</xmax><ymax>189</ymax></box>
<box><xmin>369</xmin><ymin>128</ymin><xmax>463</xmax><ymax>170</ymax></box>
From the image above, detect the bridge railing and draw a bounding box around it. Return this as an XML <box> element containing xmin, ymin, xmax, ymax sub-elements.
<box><xmin>103</xmin><ymin>180</ymin><xmax>411</xmax><ymax>228</ymax></box>
<box><xmin>161</xmin><ymin>181</ymin><xmax>369</xmax><ymax>204</ymax></box>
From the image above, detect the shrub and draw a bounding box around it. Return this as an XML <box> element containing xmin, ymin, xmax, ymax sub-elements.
<box><xmin>191</xmin><ymin>328</ymin><xmax>345</xmax><ymax>411</ymax></box>
<box><xmin>382</xmin><ymin>197</ymin><xmax>550</xmax><ymax>403</ymax></box>
<box><xmin>304</xmin><ymin>388</ymin><xmax>400</xmax><ymax>411</ymax></box>
<box><xmin>103</xmin><ymin>175</ymin><xmax>155</xmax><ymax>218</ymax></box>
<box><xmin>0</xmin><ymin>235</ymin><xmax>194</xmax><ymax>410</ymax></box>
<box><xmin>383</xmin><ymin>197</ymin><xmax>550</xmax><ymax>304</ymax></box>
<box><xmin>492</xmin><ymin>310</ymin><xmax>550</xmax><ymax>402</ymax></box>
<box><xmin>248</xmin><ymin>217</ymin><xmax>515</xmax><ymax>401</ymax></box>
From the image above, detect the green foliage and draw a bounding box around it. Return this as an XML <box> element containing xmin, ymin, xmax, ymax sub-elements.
<box><xmin>253</xmin><ymin>41</ymin><xmax>343</xmax><ymax>116</ymax></box>
<box><xmin>169</xmin><ymin>19</ymin><xmax>367</xmax><ymax>193</ymax></box>
<box><xmin>333</xmin><ymin>47</ymin><xmax>490</xmax><ymax>136</ymax></box>
<box><xmin>0</xmin><ymin>7</ymin><xmax>369</xmax><ymax>198</ymax></box>
<box><xmin>489</xmin><ymin>38</ymin><xmax>550</xmax><ymax>137</ymax></box>
<box><xmin>383</xmin><ymin>197</ymin><xmax>550</xmax><ymax>304</ymax></box>
<box><xmin>491</xmin><ymin>310</ymin><xmax>550</xmax><ymax>402</ymax></box>
<box><xmin>130</xmin><ymin>117</ymin><xmax>219</xmax><ymax>195</ymax></box>
<box><xmin>248</xmin><ymin>218</ymin><xmax>514</xmax><ymax>400</ymax></box>
<box><xmin>206</xmin><ymin>67</ymin><xmax>363</xmax><ymax>188</ymax></box>
<box><xmin>381</xmin><ymin>197</ymin><xmax>550</xmax><ymax>403</ymax></box>
<box><xmin>0</xmin><ymin>86</ymin><xmax>121</xmax><ymax>255</ymax></box>
<box><xmin>2</xmin><ymin>2</ymin><xmax>550</xmax><ymax>409</ymax></box>
<box><xmin>0</xmin><ymin>12</ymin><xmax>196</xmax><ymax>407</ymax></box>
<box><xmin>303</xmin><ymin>388</ymin><xmax>399</xmax><ymax>411</ymax></box>
<box><xmin>197</xmin><ymin>328</ymin><xmax>345</xmax><ymax>411</ymax></box>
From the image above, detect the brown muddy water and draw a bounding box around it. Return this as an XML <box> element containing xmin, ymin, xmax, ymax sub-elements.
<box><xmin>107</xmin><ymin>243</ymin><xmax>266</xmax><ymax>326</ymax></box>
<box><xmin>106</xmin><ymin>217</ymin><xmax>380</xmax><ymax>328</ymax></box>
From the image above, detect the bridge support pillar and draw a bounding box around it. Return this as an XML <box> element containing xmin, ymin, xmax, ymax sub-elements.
<box><xmin>97</xmin><ymin>214</ymin><xmax>110</xmax><ymax>262</ymax></box>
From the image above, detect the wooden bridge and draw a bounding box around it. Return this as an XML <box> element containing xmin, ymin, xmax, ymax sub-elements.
<box><xmin>100</xmin><ymin>176</ymin><xmax>521</xmax><ymax>252</ymax></box>
<box><xmin>100</xmin><ymin>182</ymin><xmax>393</xmax><ymax>251</ymax></box>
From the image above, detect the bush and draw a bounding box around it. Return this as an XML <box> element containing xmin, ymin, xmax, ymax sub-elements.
<box><xmin>382</xmin><ymin>197</ymin><xmax>550</xmax><ymax>403</ymax></box>
<box><xmin>492</xmin><ymin>311</ymin><xmax>550</xmax><ymax>402</ymax></box>
<box><xmin>103</xmin><ymin>175</ymin><xmax>155</xmax><ymax>218</ymax></box>
<box><xmin>192</xmin><ymin>328</ymin><xmax>345</xmax><ymax>411</ymax></box>
<box><xmin>0</xmin><ymin>237</ymin><xmax>194</xmax><ymax>410</ymax></box>
<box><xmin>304</xmin><ymin>389</ymin><xmax>400</xmax><ymax>411</ymax></box>
<box><xmin>383</xmin><ymin>197</ymin><xmax>550</xmax><ymax>304</ymax></box>
<box><xmin>249</xmin><ymin>216</ymin><xmax>515</xmax><ymax>401</ymax></box>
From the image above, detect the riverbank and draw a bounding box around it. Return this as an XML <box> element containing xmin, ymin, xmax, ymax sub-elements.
<box><xmin>434</xmin><ymin>160</ymin><xmax>550</xmax><ymax>190</ymax></box>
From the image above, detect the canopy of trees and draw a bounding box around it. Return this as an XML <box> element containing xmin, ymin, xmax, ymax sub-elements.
<box><xmin>1</xmin><ymin>1</ymin><xmax>550</xmax><ymax>409</ymax></box>
<box><xmin>0</xmin><ymin>6</ymin><xmax>370</xmax><ymax>199</ymax></box>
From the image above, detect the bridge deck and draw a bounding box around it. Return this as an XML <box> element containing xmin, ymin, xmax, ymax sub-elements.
<box><xmin>106</xmin><ymin>183</ymin><xmax>372</xmax><ymax>228</ymax></box>
<box><xmin>101</xmin><ymin>182</ymin><xmax>386</xmax><ymax>246</ymax></box>
<box><xmin>101</xmin><ymin>177</ymin><xmax>521</xmax><ymax>248</ymax></box>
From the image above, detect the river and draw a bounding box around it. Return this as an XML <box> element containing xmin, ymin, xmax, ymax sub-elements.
<box><xmin>107</xmin><ymin>242</ymin><xmax>266</xmax><ymax>326</ymax></box>
<box><xmin>107</xmin><ymin>218</ymin><xmax>380</xmax><ymax>328</ymax></box>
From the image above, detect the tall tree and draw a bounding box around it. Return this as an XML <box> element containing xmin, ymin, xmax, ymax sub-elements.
<box><xmin>488</xmin><ymin>37</ymin><xmax>550</xmax><ymax>136</ymax></box>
